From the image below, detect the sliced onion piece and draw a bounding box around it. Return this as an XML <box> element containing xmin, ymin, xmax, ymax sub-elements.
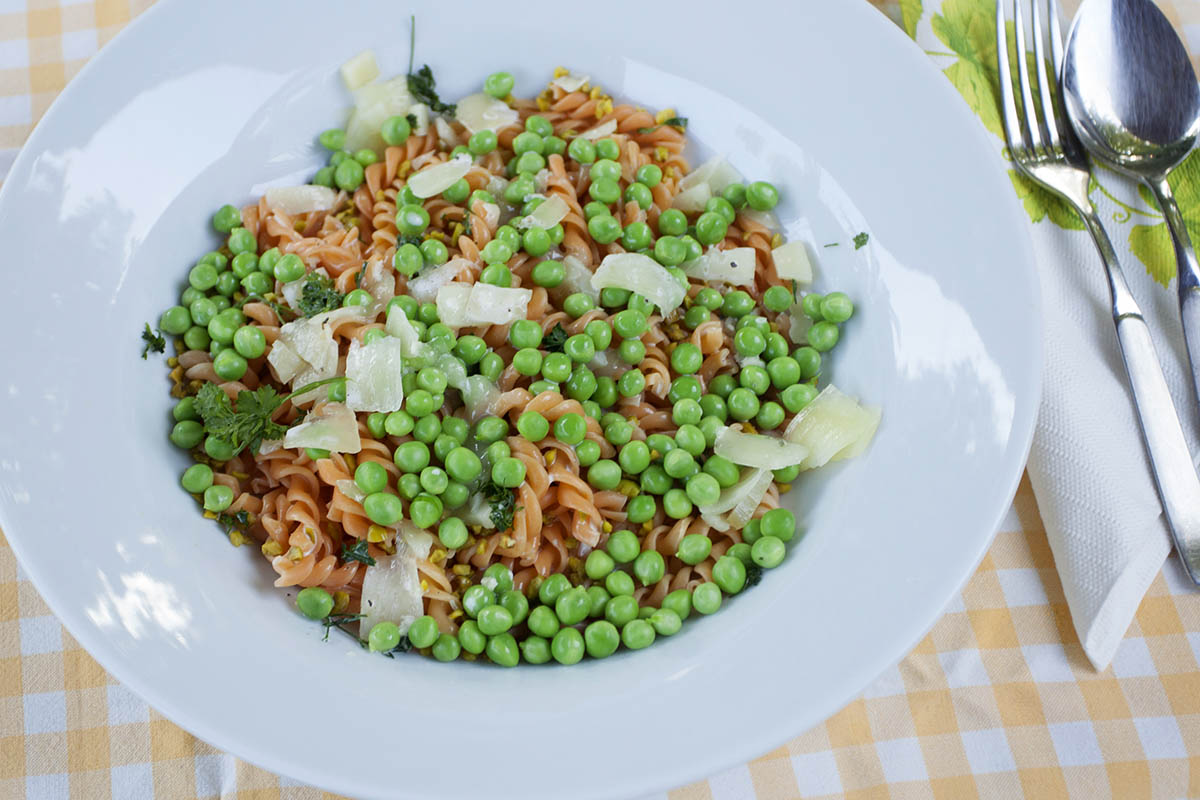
<box><xmin>340</xmin><ymin>50</ymin><xmax>379</xmax><ymax>90</ymax></box>
<box><xmin>335</xmin><ymin>479</ymin><xmax>366</xmax><ymax>503</ymax></box>
<box><xmin>772</xmin><ymin>241</ymin><xmax>813</xmax><ymax>283</ymax></box>
<box><xmin>283</xmin><ymin>402</ymin><xmax>362</xmax><ymax>453</ymax></box>
<box><xmin>359</xmin><ymin>541</ymin><xmax>423</xmax><ymax>636</ymax></box>
<box><xmin>408</xmin><ymin>258</ymin><xmax>469</xmax><ymax>303</ymax></box>
<box><xmin>515</xmin><ymin>194</ymin><xmax>568</xmax><ymax>229</ymax></box>
<box><xmin>345</xmin><ymin>337</ymin><xmax>406</xmax><ymax>413</ymax></box>
<box><xmin>265</xmin><ymin>185</ymin><xmax>338</xmax><ymax>216</ymax></box>
<box><xmin>591</xmin><ymin>253</ymin><xmax>686</xmax><ymax>314</ymax></box>
<box><xmin>407</xmin><ymin>154</ymin><xmax>472</xmax><ymax>198</ymax></box>
<box><xmin>455</xmin><ymin>92</ymin><xmax>520</xmax><ymax>133</ymax></box>
<box><xmin>714</xmin><ymin>426</ymin><xmax>809</xmax><ymax>470</ymax></box>
<box><xmin>681</xmin><ymin>246</ymin><xmax>756</xmax><ymax>286</ymax></box>
<box><xmin>550</xmin><ymin>71</ymin><xmax>589</xmax><ymax>92</ymax></box>
<box><xmin>677</xmin><ymin>156</ymin><xmax>742</xmax><ymax>195</ymax></box>
<box><xmin>671</xmin><ymin>182</ymin><xmax>711</xmax><ymax>214</ymax></box>
<box><xmin>579</xmin><ymin>119</ymin><xmax>617</xmax><ymax>140</ymax></box>
<box><xmin>783</xmin><ymin>385</ymin><xmax>880</xmax><ymax>469</ymax></box>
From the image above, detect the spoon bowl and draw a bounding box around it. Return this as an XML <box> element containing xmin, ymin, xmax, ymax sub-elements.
<box><xmin>1063</xmin><ymin>0</ymin><xmax>1200</xmax><ymax>178</ymax></box>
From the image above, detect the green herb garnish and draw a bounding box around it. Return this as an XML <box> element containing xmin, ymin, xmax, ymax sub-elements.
<box><xmin>341</xmin><ymin>539</ymin><xmax>377</xmax><ymax>566</ymax></box>
<box><xmin>397</xmin><ymin>233</ymin><xmax>424</xmax><ymax>249</ymax></box>
<box><xmin>140</xmin><ymin>323</ymin><xmax>165</xmax><ymax>359</ymax></box>
<box><xmin>744</xmin><ymin>563</ymin><xmax>763</xmax><ymax>588</ymax></box>
<box><xmin>240</xmin><ymin>295</ymin><xmax>296</xmax><ymax>323</ymax></box>
<box><xmin>823</xmin><ymin>242</ymin><xmax>839</xmax><ymax>248</ymax></box>
<box><xmin>853</xmin><ymin>232</ymin><xmax>869</xmax><ymax>250</ymax></box>
<box><xmin>217</xmin><ymin>509</ymin><xmax>251</xmax><ymax>534</ymax></box>
<box><xmin>322</xmin><ymin>613</ymin><xmax>364</xmax><ymax>642</ymax></box>
<box><xmin>194</xmin><ymin>377</ymin><xmax>345</xmax><ymax>457</ymax></box>
<box><xmin>636</xmin><ymin>117</ymin><xmax>688</xmax><ymax>134</ymax></box>
<box><xmin>405</xmin><ymin>112</ymin><xmax>417</xmax><ymax>130</ymax></box>
<box><xmin>407</xmin><ymin>65</ymin><xmax>455</xmax><ymax>115</ymax></box>
<box><xmin>297</xmin><ymin>272</ymin><xmax>344</xmax><ymax>317</ymax></box>
<box><xmin>542</xmin><ymin>323</ymin><xmax>569</xmax><ymax>353</ymax></box>
<box><xmin>482</xmin><ymin>480</ymin><xmax>517</xmax><ymax>532</ymax></box>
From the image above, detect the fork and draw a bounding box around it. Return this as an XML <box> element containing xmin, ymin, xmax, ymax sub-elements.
<box><xmin>999</xmin><ymin>0</ymin><xmax>1200</xmax><ymax>584</ymax></box>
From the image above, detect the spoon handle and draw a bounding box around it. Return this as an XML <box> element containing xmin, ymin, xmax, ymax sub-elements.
<box><xmin>1148</xmin><ymin>177</ymin><xmax>1200</xmax><ymax>422</ymax></box>
<box><xmin>1081</xmin><ymin>209</ymin><xmax>1200</xmax><ymax>586</ymax></box>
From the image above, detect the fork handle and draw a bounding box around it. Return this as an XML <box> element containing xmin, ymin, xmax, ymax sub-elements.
<box><xmin>1145</xmin><ymin>177</ymin><xmax>1200</xmax><ymax>427</ymax></box>
<box><xmin>1083</xmin><ymin>209</ymin><xmax>1200</xmax><ymax>585</ymax></box>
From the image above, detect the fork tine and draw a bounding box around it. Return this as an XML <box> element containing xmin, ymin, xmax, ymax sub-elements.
<box><xmin>1031</xmin><ymin>0</ymin><xmax>1060</xmax><ymax>149</ymax></box>
<box><xmin>997</xmin><ymin>0</ymin><xmax>1027</xmax><ymax>157</ymax></box>
<box><xmin>1013</xmin><ymin>0</ymin><xmax>1045</xmax><ymax>154</ymax></box>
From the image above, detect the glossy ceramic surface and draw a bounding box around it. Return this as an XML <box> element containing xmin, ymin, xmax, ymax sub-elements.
<box><xmin>0</xmin><ymin>1</ymin><xmax>1041</xmax><ymax>797</ymax></box>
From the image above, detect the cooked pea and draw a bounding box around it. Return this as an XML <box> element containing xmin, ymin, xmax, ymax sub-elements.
<box><xmin>692</xmin><ymin>582</ymin><xmax>723</xmax><ymax>615</ymax></box>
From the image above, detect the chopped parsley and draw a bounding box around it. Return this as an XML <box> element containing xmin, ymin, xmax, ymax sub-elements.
<box><xmin>823</xmin><ymin>242</ymin><xmax>839</xmax><ymax>248</ymax></box>
<box><xmin>405</xmin><ymin>112</ymin><xmax>417</xmax><ymax>130</ymax></box>
<box><xmin>636</xmin><ymin>117</ymin><xmax>688</xmax><ymax>134</ymax></box>
<box><xmin>396</xmin><ymin>233</ymin><xmax>424</xmax><ymax>249</ymax></box>
<box><xmin>297</xmin><ymin>272</ymin><xmax>343</xmax><ymax>317</ymax></box>
<box><xmin>482</xmin><ymin>480</ymin><xmax>517</xmax><ymax>532</ymax></box>
<box><xmin>140</xmin><ymin>323</ymin><xmax>165</xmax><ymax>359</ymax></box>
<box><xmin>542</xmin><ymin>323</ymin><xmax>569</xmax><ymax>353</ymax></box>
<box><xmin>743</xmin><ymin>563</ymin><xmax>764</xmax><ymax>588</ymax></box>
<box><xmin>194</xmin><ymin>377</ymin><xmax>344</xmax><ymax>457</ymax></box>
<box><xmin>341</xmin><ymin>539</ymin><xmax>377</xmax><ymax>566</ymax></box>
<box><xmin>321</xmin><ymin>613</ymin><xmax>363</xmax><ymax>642</ymax></box>
<box><xmin>217</xmin><ymin>509</ymin><xmax>251</xmax><ymax>534</ymax></box>
<box><xmin>407</xmin><ymin>65</ymin><xmax>455</xmax><ymax>115</ymax></box>
<box><xmin>853</xmin><ymin>232</ymin><xmax>869</xmax><ymax>250</ymax></box>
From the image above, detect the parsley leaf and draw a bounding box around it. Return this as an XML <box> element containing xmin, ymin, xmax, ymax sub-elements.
<box><xmin>636</xmin><ymin>117</ymin><xmax>688</xmax><ymax>134</ymax></box>
<box><xmin>193</xmin><ymin>377</ymin><xmax>344</xmax><ymax>457</ymax></box>
<box><xmin>407</xmin><ymin>65</ymin><xmax>455</xmax><ymax>115</ymax></box>
<box><xmin>743</xmin><ymin>563</ymin><xmax>763</xmax><ymax>588</ymax></box>
<box><xmin>217</xmin><ymin>510</ymin><xmax>251</xmax><ymax>534</ymax></box>
<box><xmin>542</xmin><ymin>323</ymin><xmax>569</xmax><ymax>353</ymax></box>
<box><xmin>140</xmin><ymin>323</ymin><xmax>165</xmax><ymax>359</ymax></box>
<box><xmin>322</xmin><ymin>613</ymin><xmax>364</xmax><ymax>642</ymax></box>
<box><xmin>481</xmin><ymin>480</ymin><xmax>516</xmax><ymax>532</ymax></box>
<box><xmin>396</xmin><ymin>233</ymin><xmax>424</xmax><ymax>249</ymax></box>
<box><xmin>853</xmin><ymin>232</ymin><xmax>869</xmax><ymax>250</ymax></box>
<box><xmin>405</xmin><ymin>112</ymin><xmax>417</xmax><ymax>130</ymax></box>
<box><xmin>297</xmin><ymin>272</ymin><xmax>344</xmax><ymax>317</ymax></box>
<box><xmin>823</xmin><ymin>242</ymin><xmax>839</xmax><ymax>248</ymax></box>
<box><xmin>341</xmin><ymin>539</ymin><xmax>377</xmax><ymax>566</ymax></box>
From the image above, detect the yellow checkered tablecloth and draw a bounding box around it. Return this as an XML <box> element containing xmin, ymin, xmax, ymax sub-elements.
<box><xmin>1</xmin><ymin>1</ymin><xmax>1199</xmax><ymax>799</ymax></box>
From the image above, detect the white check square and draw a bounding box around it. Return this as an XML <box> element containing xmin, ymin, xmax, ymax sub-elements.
<box><xmin>792</xmin><ymin>750</ymin><xmax>843</xmax><ymax>797</ymax></box>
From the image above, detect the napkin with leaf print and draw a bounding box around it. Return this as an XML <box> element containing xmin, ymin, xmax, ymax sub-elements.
<box><xmin>894</xmin><ymin>0</ymin><xmax>1200</xmax><ymax>669</ymax></box>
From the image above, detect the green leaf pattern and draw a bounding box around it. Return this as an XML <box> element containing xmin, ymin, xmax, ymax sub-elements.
<box><xmin>914</xmin><ymin>0</ymin><xmax>1185</xmax><ymax>286</ymax></box>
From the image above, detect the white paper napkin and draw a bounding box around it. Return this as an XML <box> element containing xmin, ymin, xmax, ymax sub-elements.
<box><xmin>904</xmin><ymin>0</ymin><xmax>1200</xmax><ymax>669</ymax></box>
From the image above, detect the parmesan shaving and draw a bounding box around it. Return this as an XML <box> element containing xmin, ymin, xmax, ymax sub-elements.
<box><xmin>283</xmin><ymin>402</ymin><xmax>362</xmax><ymax>453</ymax></box>
<box><xmin>680</xmin><ymin>246</ymin><xmax>756</xmax><ymax>286</ymax></box>
<box><xmin>359</xmin><ymin>541</ymin><xmax>423</xmax><ymax>636</ymax></box>
<box><xmin>408</xmin><ymin>258</ymin><xmax>469</xmax><ymax>303</ymax></box>
<box><xmin>550</xmin><ymin>71</ymin><xmax>589</xmax><ymax>92</ymax></box>
<box><xmin>264</xmin><ymin>185</ymin><xmax>338</xmax><ymax>216</ymax></box>
<box><xmin>714</xmin><ymin>427</ymin><xmax>810</xmax><ymax>469</ymax></box>
<box><xmin>407</xmin><ymin>154</ymin><xmax>472</xmax><ymax>198</ymax></box>
<box><xmin>677</xmin><ymin>156</ymin><xmax>742</xmax><ymax>195</ymax></box>
<box><xmin>515</xmin><ymin>194</ymin><xmax>568</xmax><ymax>230</ymax></box>
<box><xmin>591</xmin><ymin>253</ymin><xmax>687</xmax><ymax>314</ymax></box>
<box><xmin>772</xmin><ymin>241</ymin><xmax>814</xmax><ymax>283</ymax></box>
<box><xmin>579</xmin><ymin>119</ymin><xmax>617</xmax><ymax>140</ymax></box>
<box><xmin>335</xmin><ymin>479</ymin><xmax>366</xmax><ymax>503</ymax></box>
<box><xmin>340</xmin><ymin>50</ymin><xmax>379</xmax><ymax>90</ymax></box>
<box><xmin>344</xmin><ymin>337</ymin><xmax>406</xmax><ymax>413</ymax></box>
<box><xmin>671</xmin><ymin>182</ymin><xmax>711</xmax><ymax>213</ymax></box>
<box><xmin>436</xmin><ymin>283</ymin><xmax>532</xmax><ymax>327</ymax></box>
<box><xmin>783</xmin><ymin>385</ymin><xmax>880</xmax><ymax>469</ymax></box>
<box><xmin>345</xmin><ymin>75</ymin><xmax>413</xmax><ymax>152</ymax></box>
<box><xmin>455</xmin><ymin>92</ymin><xmax>520</xmax><ymax>133</ymax></box>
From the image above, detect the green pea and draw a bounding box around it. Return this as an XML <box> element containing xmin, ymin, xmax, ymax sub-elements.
<box><xmin>681</xmin><ymin>306</ymin><xmax>708</xmax><ymax>330</ymax></box>
<box><xmin>478</xmin><ymin>351</ymin><xmax>504</xmax><ymax>381</ymax></box>
<box><xmin>504</xmin><ymin>174</ymin><xmax>537</xmax><ymax>204</ymax></box>
<box><xmin>476</xmin><ymin>604</ymin><xmax>514</xmax><ymax>636</ymax></box>
<box><xmin>187</xmin><ymin>263</ymin><xmax>218</xmax><ymax>292</ymax></box>
<box><xmin>565</xmin><ymin>366</ymin><xmax>597</xmax><ymax>402</ymax></box>
<box><xmin>623</xmin><ymin>181</ymin><xmax>652</xmax><ymax>210</ymax></box>
<box><xmin>442</xmin><ymin>480</ymin><xmax>469</xmax><ymax>509</ymax></box>
<box><xmin>318</xmin><ymin>128</ymin><xmax>345</xmax><ymax>151</ymax></box>
<box><xmin>585</xmin><ymin>549</ymin><xmax>615</xmax><ymax>580</ymax></box>
<box><xmin>634</xmin><ymin>163</ymin><xmax>662</xmax><ymax>187</ymax></box>
<box><xmin>613</xmin><ymin>440</ymin><xmax>648</xmax><ymax>475</ymax></box>
<box><xmin>543</xmin><ymin>135</ymin><xmax>566</xmax><ymax>155</ymax></box>
<box><xmin>393</xmin><ymin>441</ymin><xmax>429</xmax><ymax>474</ymax></box>
<box><xmin>773</xmin><ymin>464</ymin><xmax>801</xmax><ymax>483</ymax></box>
<box><xmin>654</xmin><ymin>209</ymin><xmax>685</xmax><ymax>237</ymax></box>
<box><xmin>417</xmin><ymin>465</ymin><xmax>448</xmax><ymax>495</ymax></box>
<box><xmin>230</xmin><ymin>252</ymin><xmax>258</xmax><ymax>280</ymax></box>
<box><xmin>378</xmin><ymin>114</ymin><xmax>412</xmax><ymax>146</ymax></box>
<box><xmin>733</xmin><ymin>327</ymin><xmax>766</xmax><ymax>359</ymax></box>
<box><xmin>652</xmin><ymin>235</ymin><xmax>686</xmax><ymax>267</ymax></box>
<box><xmin>515</xmin><ymin>635</ymin><xmax>549</xmax><ymax>664</ymax></box>
<box><xmin>463</xmin><ymin>584</ymin><xmax>496</xmax><ymax>619</ymax></box>
<box><xmin>751</xmin><ymin>535</ymin><xmax>786</xmax><ymax>568</ymax></box>
<box><xmin>617</xmin><ymin>370</ymin><xmax>646</xmax><ymax>398</ymax></box>
<box><xmin>662</xmin><ymin>488</ymin><xmax>693</xmax><ymax>519</ymax></box>
<box><xmin>712</xmin><ymin>554</ymin><xmax>747</xmax><ymax>594</ymax></box>
<box><xmin>620</xmin><ymin>618</ymin><xmax>655</xmax><ymax>650</ymax></box>
<box><xmin>396</xmin><ymin>473</ymin><xmax>421</xmax><ymax>500</ymax></box>
<box><xmin>551</xmin><ymin>627</ymin><xmax>585</xmax><ymax>665</ymax></box>
<box><xmin>695</xmin><ymin>211</ymin><xmax>729</xmax><ymax>246</ymax></box>
<box><xmin>649</xmin><ymin>608</ymin><xmax>682</xmax><ymax>637</ymax></box>
<box><xmin>203</xmin><ymin>435</ymin><xmax>234</xmax><ymax>462</ymax></box>
<box><xmin>660</xmin><ymin>589</ymin><xmax>690</xmax><ymax>621</ymax></box>
<box><xmin>538</xmin><ymin>573</ymin><xmax>571</xmax><ymax>606</ymax></box>
<box><xmin>492</xmin><ymin>457</ymin><xmax>526</xmax><ymax>488</ymax></box>
<box><xmin>801</xmin><ymin>293</ymin><xmax>824</xmax><ymax>320</ymax></box>
<box><xmin>312</xmin><ymin>166</ymin><xmax>335</xmax><ymax>187</ymax></box>
<box><xmin>726</xmin><ymin>388</ymin><xmax>760</xmax><ymax>422</ymax></box>
<box><xmin>474</xmin><ymin>416</ymin><xmax>508</xmax><ymax>444</ymax></box>
<box><xmin>807</xmin><ymin>321</ymin><xmax>840</xmax><ymax>352</ymax></box>
<box><xmin>604</xmin><ymin>529</ymin><xmax>639</xmax><ymax>564</ymax></box>
<box><xmin>484</xmin><ymin>632</ymin><xmax>519</xmax><ymax>667</ymax></box>
<box><xmin>468</xmin><ymin>129</ymin><xmax>497</xmax><ymax>156</ymax></box>
<box><xmin>619</xmin><ymin>220</ymin><xmax>653</xmax><ymax>251</ymax></box>
<box><xmin>547</xmin><ymin>413</ymin><xmax>583</xmax><ymax>446</ymax></box>
<box><xmin>740</xmin><ymin>365</ymin><xmax>771</xmax><ymax>396</ymax></box>
<box><xmin>458</xmin><ymin>620</ymin><xmax>487</xmax><ymax>654</ymax></box>
<box><xmin>555</xmin><ymin>586</ymin><xmax>590</xmax><ymax>626</ymax></box>
<box><xmin>764</xmin><ymin>358</ymin><xmax>800</xmax><ymax>391</ymax></box>
<box><xmin>684</xmin><ymin>472</ymin><xmax>720</xmax><ymax>506</ymax></box>
<box><xmin>754</xmin><ymin>401</ymin><xmax>784</xmax><ymax>431</ymax></box>
<box><xmin>367</xmin><ymin>621</ymin><xmax>401</xmax><ymax>652</ymax></box>
<box><xmin>528</xmin><ymin>605</ymin><xmax>561</xmax><ymax>639</ymax></box>
<box><xmin>363</xmin><ymin>492</ymin><xmax>403</xmax><ymax>526</ymax></box>
<box><xmin>633</xmin><ymin>549</ymin><xmax>665</xmax><ymax>586</ymax></box>
<box><xmin>170</xmin><ymin>420</ymin><xmax>204</xmax><ymax>450</ymax></box>
<box><xmin>746</xmin><ymin>180</ymin><xmax>779</xmax><ymax>211</ymax></box>
<box><xmin>584</xmin><ymin>620</ymin><xmax>620</xmax><ymax>658</ymax></box>
<box><xmin>182</xmin><ymin>326</ymin><xmax>210</xmax><ymax>351</ymax></box>
<box><xmin>568</xmin><ymin>137</ymin><xmax>597</xmax><ymax>164</ymax></box>
<box><xmin>172</xmin><ymin>397</ymin><xmax>199</xmax><ymax>424</ymax></box>
<box><xmin>720</xmin><ymin>291</ymin><xmax>754</xmax><ymax>318</ymax></box>
<box><xmin>613</xmin><ymin>338</ymin><xmax>643</xmax><ymax>365</ymax></box>
<box><xmin>428</xmin><ymin>633</ymin><xmax>459</xmax><ymax>662</ymax></box>
<box><xmin>212</xmin><ymin>271</ymin><xmax>237</xmax><ymax>298</ymax></box>
<box><xmin>434</xmin><ymin>517</ymin><xmax>466</xmax><ymax>550</ymax></box>
<box><xmin>591</xmin><ymin>137</ymin><xmax>617</xmax><ymax>160</ymax></box>
<box><xmin>673</xmin><ymin>533</ymin><xmax>711</xmax><ymax>567</ymax></box>
<box><xmin>515</xmin><ymin>410</ymin><xmax>549</xmax><ymax>442</ymax></box>
<box><xmin>760</xmin><ymin>508</ymin><xmax>796</xmax><ymax>542</ymax></box>
<box><xmin>692</xmin><ymin>582</ymin><xmax>723</xmax><ymax>615</ymax></box>
<box><xmin>395</xmin><ymin>204</ymin><xmax>430</xmax><ymax>236</ymax></box>
<box><xmin>604</xmin><ymin>594</ymin><xmax>638</xmax><ymax>626</ymax></box>
<box><xmin>294</xmin><ymin>586</ymin><xmax>334</xmax><ymax>621</ymax></box>
<box><xmin>740</xmin><ymin>518</ymin><xmax>763</xmax><ymax>545</ymax></box>
<box><xmin>332</xmin><ymin>158</ymin><xmax>365</xmax><ymax>192</ymax></box>
<box><xmin>670</xmin><ymin>342</ymin><xmax>702</xmax><ymax>374</ymax></box>
<box><xmin>625</xmin><ymin>494</ymin><xmax>656</xmax><ymax>524</ymax></box>
<box><xmin>639</xmin><ymin>464</ymin><xmax>672</xmax><ymax>495</ymax></box>
<box><xmin>705</xmin><ymin>196</ymin><xmax>737</xmax><ymax>224</ymax></box>
<box><xmin>587</xmin><ymin>213</ymin><xmax>622</xmax><ymax>244</ymax></box>
<box><xmin>576</xmin><ymin>439</ymin><xmax>601</xmax><ymax>467</ymax></box>
<box><xmin>304</xmin><ymin>448</ymin><xmax>331</xmax><ymax>461</ymax></box>
<box><xmin>273</xmin><ymin>252</ymin><xmax>306</xmax><ymax>282</ymax></box>
<box><xmin>402</xmin><ymin>615</ymin><xmax>438</xmax><ymax>649</ymax></box>
<box><xmin>668</xmin><ymin>376</ymin><xmax>702</xmax><ymax>403</ymax></box>
<box><xmin>663</xmin><ymin>447</ymin><xmax>697</xmax><ymax>479</ymax></box>
<box><xmin>180</xmin><ymin>463</ymin><xmax>213</xmax><ymax>493</ymax></box>
<box><xmin>349</xmin><ymin>461</ymin><xmax>386</xmax><ymax>495</ymax></box>
<box><xmin>589</xmin><ymin>158</ymin><xmax>622</xmax><ymax>182</ymax></box>
<box><xmin>483</xmin><ymin>71</ymin><xmax>514</xmax><ymax>98</ymax></box>
<box><xmin>353</xmin><ymin>148</ymin><xmax>378</xmax><ymax>167</ymax></box>
<box><xmin>513</xmin><ymin>151</ymin><xmax>544</xmax><ymax>174</ymax></box>
<box><xmin>210</xmin><ymin>204</ymin><xmax>241</xmax><ymax>234</ymax></box>
<box><xmin>587</xmin><ymin>459</ymin><xmax>622</xmax><ymax>491</ymax></box>
<box><xmin>763</xmin><ymin>285</ymin><xmax>793</xmax><ymax>313</ymax></box>
<box><xmin>602</xmin><ymin>420</ymin><xmax>631</xmax><ymax>447</ymax></box>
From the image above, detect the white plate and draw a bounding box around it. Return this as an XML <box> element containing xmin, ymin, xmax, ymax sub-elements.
<box><xmin>0</xmin><ymin>1</ymin><xmax>1040</xmax><ymax>797</ymax></box>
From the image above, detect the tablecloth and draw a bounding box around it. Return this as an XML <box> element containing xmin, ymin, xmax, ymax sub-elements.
<box><xmin>1</xmin><ymin>1</ymin><xmax>1198</xmax><ymax>798</ymax></box>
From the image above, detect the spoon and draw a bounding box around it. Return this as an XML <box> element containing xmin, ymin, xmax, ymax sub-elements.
<box><xmin>1062</xmin><ymin>0</ymin><xmax>1200</xmax><ymax>413</ymax></box>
